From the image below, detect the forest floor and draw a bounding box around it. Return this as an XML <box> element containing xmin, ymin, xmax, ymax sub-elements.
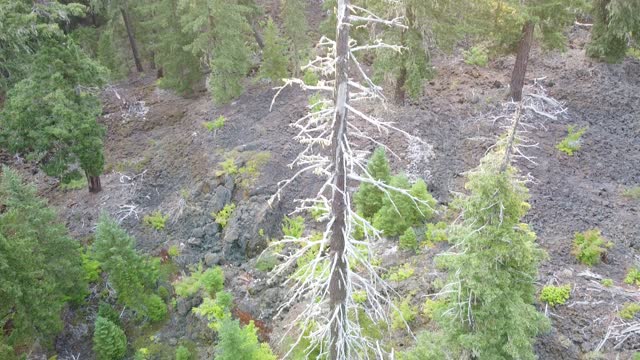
<box><xmin>8</xmin><ymin>21</ymin><xmax>640</xmax><ymax>360</ymax></box>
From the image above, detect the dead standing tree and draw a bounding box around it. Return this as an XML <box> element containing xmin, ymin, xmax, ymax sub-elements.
<box><xmin>268</xmin><ymin>1</ymin><xmax>434</xmax><ymax>359</ymax></box>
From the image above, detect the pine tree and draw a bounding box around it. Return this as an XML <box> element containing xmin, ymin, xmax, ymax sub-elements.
<box><xmin>179</xmin><ymin>0</ymin><xmax>253</xmax><ymax>104</ymax></box>
<box><xmin>434</xmin><ymin>144</ymin><xmax>549</xmax><ymax>358</ymax></box>
<box><xmin>587</xmin><ymin>0</ymin><xmax>640</xmax><ymax>63</ymax></box>
<box><xmin>93</xmin><ymin>316</ymin><xmax>127</xmax><ymax>360</ymax></box>
<box><xmin>353</xmin><ymin>148</ymin><xmax>392</xmax><ymax>219</ymax></box>
<box><xmin>0</xmin><ymin>167</ymin><xmax>85</xmax><ymax>349</ymax></box>
<box><xmin>135</xmin><ymin>0</ymin><xmax>202</xmax><ymax>93</ymax></box>
<box><xmin>93</xmin><ymin>215</ymin><xmax>163</xmax><ymax>318</ymax></box>
<box><xmin>215</xmin><ymin>317</ymin><xmax>277</xmax><ymax>360</ymax></box>
<box><xmin>281</xmin><ymin>0</ymin><xmax>310</xmax><ymax>76</ymax></box>
<box><xmin>0</xmin><ymin>39</ymin><xmax>107</xmax><ymax>192</ymax></box>
<box><xmin>259</xmin><ymin>18</ymin><xmax>289</xmax><ymax>83</ymax></box>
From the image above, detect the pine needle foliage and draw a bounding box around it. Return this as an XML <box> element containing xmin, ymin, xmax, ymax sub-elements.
<box><xmin>0</xmin><ymin>39</ymin><xmax>107</xmax><ymax>187</ymax></box>
<box><xmin>587</xmin><ymin>0</ymin><xmax>640</xmax><ymax>63</ymax></box>
<box><xmin>353</xmin><ymin>148</ymin><xmax>392</xmax><ymax>219</ymax></box>
<box><xmin>281</xmin><ymin>0</ymin><xmax>309</xmax><ymax>76</ymax></box>
<box><xmin>93</xmin><ymin>215</ymin><xmax>165</xmax><ymax>319</ymax></box>
<box><xmin>93</xmin><ymin>316</ymin><xmax>127</xmax><ymax>360</ymax></box>
<box><xmin>434</xmin><ymin>147</ymin><xmax>549</xmax><ymax>359</ymax></box>
<box><xmin>215</xmin><ymin>317</ymin><xmax>277</xmax><ymax>360</ymax></box>
<box><xmin>259</xmin><ymin>18</ymin><xmax>289</xmax><ymax>83</ymax></box>
<box><xmin>0</xmin><ymin>167</ymin><xmax>85</xmax><ymax>348</ymax></box>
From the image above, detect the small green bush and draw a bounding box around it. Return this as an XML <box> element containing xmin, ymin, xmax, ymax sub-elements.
<box><xmin>391</xmin><ymin>298</ymin><xmax>418</xmax><ymax>330</ymax></box>
<box><xmin>175</xmin><ymin>264</ymin><xmax>225</xmax><ymax>298</ymax></box>
<box><xmin>303</xmin><ymin>69</ymin><xmax>319</xmax><ymax>86</ymax></box>
<box><xmin>399</xmin><ymin>227</ymin><xmax>418</xmax><ymax>251</ymax></box>
<box><xmin>463</xmin><ymin>46</ymin><xmax>489</xmax><ymax>67</ymax></box>
<box><xmin>212</xmin><ymin>204</ymin><xmax>236</xmax><ymax>228</ymax></box>
<box><xmin>540</xmin><ymin>284</ymin><xmax>571</xmax><ymax>306</ymax></box>
<box><xmin>203</xmin><ymin>115</ymin><xmax>226</xmax><ymax>132</ymax></box>
<box><xmin>601</xmin><ymin>278</ymin><xmax>614</xmax><ymax>287</ymax></box>
<box><xmin>282</xmin><ymin>216</ymin><xmax>305</xmax><ymax>238</ymax></box>
<box><xmin>422</xmin><ymin>298</ymin><xmax>446</xmax><ymax>320</ymax></box>
<box><xmin>144</xmin><ymin>294</ymin><xmax>168</xmax><ymax>322</ymax></box>
<box><xmin>176</xmin><ymin>345</ymin><xmax>192</xmax><ymax>360</ymax></box>
<box><xmin>623</xmin><ymin>186</ymin><xmax>640</xmax><ymax>200</ymax></box>
<box><xmin>424</xmin><ymin>221</ymin><xmax>448</xmax><ymax>246</ymax></box>
<box><xmin>98</xmin><ymin>303</ymin><xmax>121</xmax><ymax>327</ymax></box>
<box><xmin>157</xmin><ymin>286</ymin><xmax>170</xmax><ymax>301</ymax></box>
<box><xmin>625</xmin><ymin>268</ymin><xmax>640</xmax><ymax>286</ymax></box>
<box><xmin>60</xmin><ymin>177</ymin><xmax>86</xmax><ymax>191</ymax></box>
<box><xmin>352</xmin><ymin>290</ymin><xmax>367</xmax><ymax>304</ymax></box>
<box><xmin>143</xmin><ymin>211</ymin><xmax>169</xmax><ymax>231</ymax></box>
<box><xmin>620</xmin><ymin>302</ymin><xmax>640</xmax><ymax>320</ymax></box>
<box><xmin>134</xmin><ymin>348</ymin><xmax>150</xmax><ymax>360</ymax></box>
<box><xmin>556</xmin><ymin>125</ymin><xmax>587</xmax><ymax>156</ymax></box>
<box><xmin>572</xmin><ymin>229</ymin><xmax>611</xmax><ymax>266</ymax></box>
<box><xmin>82</xmin><ymin>250</ymin><xmax>102</xmax><ymax>283</ymax></box>
<box><xmin>387</xmin><ymin>263</ymin><xmax>415</xmax><ymax>282</ymax></box>
<box><xmin>93</xmin><ymin>316</ymin><xmax>127</xmax><ymax>360</ymax></box>
<box><xmin>256</xmin><ymin>251</ymin><xmax>279</xmax><ymax>272</ymax></box>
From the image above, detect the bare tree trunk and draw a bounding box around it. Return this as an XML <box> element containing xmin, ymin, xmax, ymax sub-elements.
<box><xmin>509</xmin><ymin>21</ymin><xmax>535</xmax><ymax>101</ymax></box>
<box><xmin>121</xmin><ymin>7</ymin><xmax>144</xmax><ymax>73</ymax></box>
<box><xmin>251</xmin><ymin>20</ymin><xmax>265</xmax><ymax>49</ymax></box>
<box><xmin>87</xmin><ymin>174</ymin><xmax>102</xmax><ymax>193</ymax></box>
<box><xmin>329</xmin><ymin>1</ymin><xmax>349</xmax><ymax>359</ymax></box>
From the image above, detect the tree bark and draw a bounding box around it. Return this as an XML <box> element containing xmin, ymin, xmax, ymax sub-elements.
<box><xmin>329</xmin><ymin>1</ymin><xmax>349</xmax><ymax>359</ymax></box>
<box><xmin>87</xmin><ymin>174</ymin><xmax>102</xmax><ymax>193</ymax></box>
<box><xmin>121</xmin><ymin>7</ymin><xmax>144</xmax><ymax>73</ymax></box>
<box><xmin>251</xmin><ymin>20</ymin><xmax>265</xmax><ymax>49</ymax></box>
<box><xmin>509</xmin><ymin>21</ymin><xmax>535</xmax><ymax>101</ymax></box>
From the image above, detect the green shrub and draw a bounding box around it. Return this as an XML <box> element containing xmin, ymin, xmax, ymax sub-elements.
<box><xmin>399</xmin><ymin>227</ymin><xmax>418</xmax><ymax>251</ymax></box>
<box><xmin>168</xmin><ymin>245</ymin><xmax>181</xmax><ymax>258</ymax></box>
<box><xmin>540</xmin><ymin>285</ymin><xmax>571</xmax><ymax>306</ymax></box>
<box><xmin>353</xmin><ymin>148</ymin><xmax>392</xmax><ymax>219</ymax></box>
<box><xmin>309</xmin><ymin>203</ymin><xmax>328</xmax><ymax>221</ymax></box>
<box><xmin>93</xmin><ymin>316</ymin><xmax>127</xmax><ymax>360</ymax></box>
<box><xmin>134</xmin><ymin>348</ymin><xmax>149</xmax><ymax>360</ymax></box>
<box><xmin>556</xmin><ymin>125</ymin><xmax>587</xmax><ymax>156</ymax></box>
<box><xmin>601</xmin><ymin>278</ymin><xmax>614</xmax><ymax>287</ymax></box>
<box><xmin>387</xmin><ymin>263</ymin><xmax>415</xmax><ymax>282</ymax></box>
<box><xmin>256</xmin><ymin>251</ymin><xmax>279</xmax><ymax>272</ymax></box>
<box><xmin>143</xmin><ymin>211</ymin><xmax>169</xmax><ymax>231</ymax></box>
<box><xmin>392</xmin><ymin>298</ymin><xmax>418</xmax><ymax>330</ymax></box>
<box><xmin>620</xmin><ymin>302</ymin><xmax>640</xmax><ymax>320</ymax></box>
<box><xmin>175</xmin><ymin>264</ymin><xmax>225</xmax><ymax>298</ymax></box>
<box><xmin>144</xmin><ymin>294</ymin><xmax>168</xmax><ymax>322</ymax></box>
<box><xmin>352</xmin><ymin>290</ymin><xmax>368</xmax><ymax>304</ymax></box>
<box><xmin>98</xmin><ymin>303</ymin><xmax>121</xmax><ymax>327</ymax></box>
<box><xmin>422</xmin><ymin>298</ymin><xmax>446</xmax><ymax>320</ymax></box>
<box><xmin>424</xmin><ymin>221</ymin><xmax>448</xmax><ymax>246</ymax></box>
<box><xmin>625</xmin><ymin>268</ymin><xmax>640</xmax><ymax>286</ymax></box>
<box><xmin>463</xmin><ymin>46</ymin><xmax>489</xmax><ymax>67</ymax></box>
<box><xmin>303</xmin><ymin>69</ymin><xmax>319</xmax><ymax>86</ymax></box>
<box><xmin>82</xmin><ymin>250</ymin><xmax>102</xmax><ymax>283</ymax></box>
<box><xmin>623</xmin><ymin>186</ymin><xmax>640</xmax><ymax>200</ymax></box>
<box><xmin>572</xmin><ymin>229</ymin><xmax>611</xmax><ymax>266</ymax></box>
<box><xmin>203</xmin><ymin>116</ymin><xmax>226</xmax><ymax>132</ymax></box>
<box><xmin>282</xmin><ymin>216</ymin><xmax>305</xmax><ymax>238</ymax></box>
<box><xmin>157</xmin><ymin>286</ymin><xmax>170</xmax><ymax>301</ymax></box>
<box><xmin>215</xmin><ymin>317</ymin><xmax>277</xmax><ymax>360</ymax></box>
<box><xmin>217</xmin><ymin>157</ymin><xmax>239</xmax><ymax>177</ymax></box>
<box><xmin>60</xmin><ymin>177</ymin><xmax>86</xmax><ymax>191</ymax></box>
<box><xmin>212</xmin><ymin>204</ymin><xmax>236</xmax><ymax>228</ymax></box>
<box><xmin>175</xmin><ymin>345</ymin><xmax>192</xmax><ymax>360</ymax></box>
<box><xmin>236</xmin><ymin>152</ymin><xmax>271</xmax><ymax>189</ymax></box>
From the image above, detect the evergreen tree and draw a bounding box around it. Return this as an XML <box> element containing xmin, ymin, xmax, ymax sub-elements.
<box><xmin>135</xmin><ymin>0</ymin><xmax>202</xmax><ymax>94</ymax></box>
<box><xmin>259</xmin><ymin>18</ymin><xmax>290</xmax><ymax>83</ymax></box>
<box><xmin>0</xmin><ymin>39</ymin><xmax>107</xmax><ymax>192</ymax></box>
<box><xmin>587</xmin><ymin>0</ymin><xmax>640</xmax><ymax>63</ymax></box>
<box><xmin>93</xmin><ymin>316</ymin><xmax>127</xmax><ymax>360</ymax></box>
<box><xmin>353</xmin><ymin>148</ymin><xmax>392</xmax><ymax>219</ymax></box>
<box><xmin>93</xmin><ymin>215</ymin><xmax>164</xmax><ymax>318</ymax></box>
<box><xmin>179</xmin><ymin>0</ymin><xmax>253</xmax><ymax>104</ymax></box>
<box><xmin>281</xmin><ymin>0</ymin><xmax>310</xmax><ymax>76</ymax></box>
<box><xmin>434</xmin><ymin>146</ymin><xmax>549</xmax><ymax>358</ymax></box>
<box><xmin>215</xmin><ymin>317</ymin><xmax>277</xmax><ymax>360</ymax></box>
<box><xmin>0</xmin><ymin>167</ymin><xmax>85</xmax><ymax>350</ymax></box>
